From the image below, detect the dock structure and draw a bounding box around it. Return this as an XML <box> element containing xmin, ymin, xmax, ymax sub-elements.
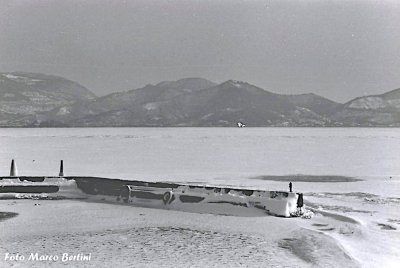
<box><xmin>0</xmin><ymin>160</ymin><xmax>305</xmax><ymax>217</ymax></box>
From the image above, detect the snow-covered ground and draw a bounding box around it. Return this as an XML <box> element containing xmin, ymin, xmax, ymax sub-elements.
<box><xmin>0</xmin><ymin>127</ymin><xmax>399</xmax><ymax>267</ymax></box>
<box><xmin>0</xmin><ymin>198</ymin><xmax>359</xmax><ymax>268</ymax></box>
<box><xmin>0</xmin><ymin>175</ymin><xmax>398</xmax><ymax>267</ymax></box>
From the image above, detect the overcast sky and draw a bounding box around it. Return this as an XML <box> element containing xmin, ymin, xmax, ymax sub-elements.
<box><xmin>1</xmin><ymin>0</ymin><xmax>400</xmax><ymax>102</ymax></box>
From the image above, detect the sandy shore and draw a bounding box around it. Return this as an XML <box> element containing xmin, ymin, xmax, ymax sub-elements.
<box><xmin>0</xmin><ymin>199</ymin><xmax>360</xmax><ymax>268</ymax></box>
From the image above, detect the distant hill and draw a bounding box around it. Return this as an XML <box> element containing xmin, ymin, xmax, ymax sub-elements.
<box><xmin>28</xmin><ymin>79</ymin><xmax>337</xmax><ymax>127</ymax></box>
<box><xmin>150</xmin><ymin>80</ymin><xmax>337</xmax><ymax>127</ymax></box>
<box><xmin>331</xmin><ymin>88</ymin><xmax>400</xmax><ymax>126</ymax></box>
<box><xmin>284</xmin><ymin>93</ymin><xmax>340</xmax><ymax>116</ymax></box>
<box><xmin>1</xmin><ymin>72</ymin><xmax>400</xmax><ymax>127</ymax></box>
<box><xmin>38</xmin><ymin>77</ymin><xmax>218</xmax><ymax>127</ymax></box>
<box><xmin>0</xmin><ymin>72</ymin><xmax>96</xmax><ymax>127</ymax></box>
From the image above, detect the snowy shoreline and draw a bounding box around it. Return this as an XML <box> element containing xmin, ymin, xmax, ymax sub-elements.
<box><xmin>0</xmin><ymin>176</ymin><xmax>399</xmax><ymax>267</ymax></box>
<box><xmin>0</xmin><ymin>199</ymin><xmax>360</xmax><ymax>268</ymax></box>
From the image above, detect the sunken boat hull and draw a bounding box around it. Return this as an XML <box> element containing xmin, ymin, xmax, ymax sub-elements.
<box><xmin>1</xmin><ymin>173</ymin><xmax>303</xmax><ymax>217</ymax></box>
<box><xmin>113</xmin><ymin>184</ymin><xmax>301</xmax><ymax>217</ymax></box>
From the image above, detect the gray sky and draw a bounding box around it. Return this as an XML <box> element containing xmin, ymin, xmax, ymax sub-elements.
<box><xmin>1</xmin><ymin>0</ymin><xmax>400</xmax><ymax>102</ymax></box>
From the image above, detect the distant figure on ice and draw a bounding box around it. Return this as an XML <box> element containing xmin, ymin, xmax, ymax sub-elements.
<box><xmin>289</xmin><ymin>182</ymin><xmax>293</xmax><ymax>192</ymax></box>
<box><xmin>237</xmin><ymin>122</ymin><xmax>246</xmax><ymax>128</ymax></box>
<box><xmin>297</xmin><ymin>193</ymin><xmax>303</xmax><ymax>208</ymax></box>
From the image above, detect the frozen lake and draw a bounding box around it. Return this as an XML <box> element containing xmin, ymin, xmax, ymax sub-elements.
<box><xmin>1</xmin><ymin>127</ymin><xmax>399</xmax><ymax>180</ymax></box>
<box><xmin>1</xmin><ymin>127</ymin><xmax>400</xmax><ymax>267</ymax></box>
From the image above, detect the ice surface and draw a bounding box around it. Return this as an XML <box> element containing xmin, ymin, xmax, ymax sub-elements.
<box><xmin>1</xmin><ymin>127</ymin><xmax>400</xmax><ymax>179</ymax></box>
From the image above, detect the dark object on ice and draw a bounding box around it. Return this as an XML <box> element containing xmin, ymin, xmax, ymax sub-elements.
<box><xmin>120</xmin><ymin>185</ymin><xmax>130</xmax><ymax>203</ymax></box>
<box><xmin>377</xmin><ymin>223</ymin><xmax>396</xmax><ymax>230</ymax></box>
<box><xmin>289</xmin><ymin>182</ymin><xmax>293</xmax><ymax>192</ymax></box>
<box><xmin>242</xmin><ymin>190</ymin><xmax>254</xmax><ymax>196</ymax></box>
<box><xmin>73</xmin><ymin>177</ymin><xmax>180</xmax><ymax>196</ymax></box>
<box><xmin>208</xmin><ymin>201</ymin><xmax>248</xmax><ymax>207</ymax></box>
<box><xmin>0</xmin><ymin>185</ymin><xmax>59</xmax><ymax>193</ymax></box>
<box><xmin>19</xmin><ymin>177</ymin><xmax>45</xmax><ymax>182</ymax></box>
<box><xmin>179</xmin><ymin>195</ymin><xmax>205</xmax><ymax>203</ymax></box>
<box><xmin>0</xmin><ymin>212</ymin><xmax>18</xmax><ymax>222</ymax></box>
<box><xmin>118</xmin><ymin>185</ymin><xmax>176</xmax><ymax>205</ymax></box>
<box><xmin>297</xmin><ymin>193</ymin><xmax>303</xmax><ymax>208</ymax></box>
<box><xmin>252</xmin><ymin>175</ymin><xmax>361</xmax><ymax>182</ymax></box>
<box><xmin>270</xmin><ymin>191</ymin><xmax>289</xmax><ymax>198</ymax></box>
<box><xmin>59</xmin><ymin>160</ymin><xmax>64</xmax><ymax>177</ymax></box>
<box><xmin>131</xmin><ymin>191</ymin><xmax>163</xmax><ymax>200</ymax></box>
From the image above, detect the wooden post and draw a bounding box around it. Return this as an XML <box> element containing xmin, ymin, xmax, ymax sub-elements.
<box><xmin>10</xmin><ymin>159</ymin><xmax>18</xmax><ymax>177</ymax></box>
<box><xmin>59</xmin><ymin>160</ymin><xmax>64</xmax><ymax>177</ymax></box>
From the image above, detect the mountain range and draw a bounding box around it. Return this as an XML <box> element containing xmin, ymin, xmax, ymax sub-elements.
<box><xmin>1</xmin><ymin>72</ymin><xmax>399</xmax><ymax>127</ymax></box>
